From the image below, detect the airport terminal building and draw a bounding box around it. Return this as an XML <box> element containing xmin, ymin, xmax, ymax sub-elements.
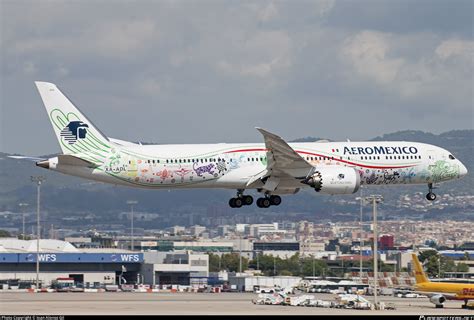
<box><xmin>0</xmin><ymin>239</ymin><xmax>208</xmax><ymax>288</ymax></box>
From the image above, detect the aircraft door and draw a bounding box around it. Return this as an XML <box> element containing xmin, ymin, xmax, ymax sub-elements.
<box><xmin>427</xmin><ymin>150</ymin><xmax>436</xmax><ymax>166</ymax></box>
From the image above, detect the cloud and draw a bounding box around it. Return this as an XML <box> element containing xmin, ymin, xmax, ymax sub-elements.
<box><xmin>216</xmin><ymin>30</ymin><xmax>292</xmax><ymax>78</ymax></box>
<box><xmin>342</xmin><ymin>31</ymin><xmax>404</xmax><ymax>84</ymax></box>
<box><xmin>0</xmin><ymin>1</ymin><xmax>472</xmax><ymax>155</ymax></box>
<box><xmin>340</xmin><ymin>31</ymin><xmax>473</xmax><ymax>111</ymax></box>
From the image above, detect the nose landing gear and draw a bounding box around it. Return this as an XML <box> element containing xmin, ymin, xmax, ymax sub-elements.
<box><xmin>426</xmin><ymin>183</ymin><xmax>437</xmax><ymax>201</ymax></box>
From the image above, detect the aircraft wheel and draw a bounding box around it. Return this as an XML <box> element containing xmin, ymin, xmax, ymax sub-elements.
<box><xmin>229</xmin><ymin>198</ymin><xmax>236</xmax><ymax>208</ymax></box>
<box><xmin>243</xmin><ymin>195</ymin><xmax>253</xmax><ymax>206</ymax></box>
<box><xmin>426</xmin><ymin>192</ymin><xmax>436</xmax><ymax>201</ymax></box>
<box><xmin>269</xmin><ymin>195</ymin><xmax>281</xmax><ymax>206</ymax></box>
<box><xmin>234</xmin><ymin>197</ymin><xmax>243</xmax><ymax>208</ymax></box>
<box><xmin>261</xmin><ymin>198</ymin><xmax>271</xmax><ymax>208</ymax></box>
<box><xmin>256</xmin><ymin>198</ymin><xmax>263</xmax><ymax>208</ymax></box>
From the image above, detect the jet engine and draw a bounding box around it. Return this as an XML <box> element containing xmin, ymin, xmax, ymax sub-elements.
<box><xmin>302</xmin><ymin>166</ymin><xmax>360</xmax><ymax>194</ymax></box>
<box><xmin>429</xmin><ymin>294</ymin><xmax>446</xmax><ymax>307</ymax></box>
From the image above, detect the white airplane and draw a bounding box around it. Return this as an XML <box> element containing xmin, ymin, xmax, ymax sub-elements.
<box><xmin>25</xmin><ymin>82</ymin><xmax>467</xmax><ymax>208</ymax></box>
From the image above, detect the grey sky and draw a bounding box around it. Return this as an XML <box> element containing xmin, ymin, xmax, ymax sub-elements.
<box><xmin>1</xmin><ymin>0</ymin><xmax>473</xmax><ymax>155</ymax></box>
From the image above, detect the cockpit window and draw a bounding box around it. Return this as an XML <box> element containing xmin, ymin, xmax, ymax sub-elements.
<box><xmin>449</xmin><ymin>154</ymin><xmax>455</xmax><ymax>160</ymax></box>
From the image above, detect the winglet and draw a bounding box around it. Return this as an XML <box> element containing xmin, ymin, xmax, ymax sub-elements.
<box><xmin>255</xmin><ymin>127</ymin><xmax>312</xmax><ymax>177</ymax></box>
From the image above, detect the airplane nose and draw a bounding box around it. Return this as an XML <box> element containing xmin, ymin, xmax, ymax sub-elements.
<box><xmin>459</xmin><ymin>162</ymin><xmax>468</xmax><ymax>178</ymax></box>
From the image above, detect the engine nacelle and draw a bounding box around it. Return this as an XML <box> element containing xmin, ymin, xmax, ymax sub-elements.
<box><xmin>429</xmin><ymin>294</ymin><xmax>446</xmax><ymax>306</ymax></box>
<box><xmin>302</xmin><ymin>166</ymin><xmax>360</xmax><ymax>195</ymax></box>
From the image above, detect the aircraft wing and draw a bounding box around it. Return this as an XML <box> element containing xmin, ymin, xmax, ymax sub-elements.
<box><xmin>249</xmin><ymin>128</ymin><xmax>313</xmax><ymax>191</ymax></box>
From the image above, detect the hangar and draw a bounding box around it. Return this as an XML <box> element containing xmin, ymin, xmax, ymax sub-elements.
<box><xmin>0</xmin><ymin>238</ymin><xmax>209</xmax><ymax>288</ymax></box>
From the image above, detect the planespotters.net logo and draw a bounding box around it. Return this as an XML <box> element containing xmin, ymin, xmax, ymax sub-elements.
<box><xmin>60</xmin><ymin>121</ymin><xmax>89</xmax><ymax>145</ymax></box>
<box><xmin>420</xmin><ymin>316</ymin><xmax>474</xmax><ymax>320</ymax></box>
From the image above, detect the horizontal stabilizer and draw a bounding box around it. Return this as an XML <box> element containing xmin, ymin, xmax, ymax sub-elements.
<box><xmin>8</xmin><ymin>155</ymin><xmax>46</xmax><ymax>162</ymax></box>
<box><xmin>57</xmin><ymin>155</ymin><xmax>98</xmax><ymax>168</ymax></box>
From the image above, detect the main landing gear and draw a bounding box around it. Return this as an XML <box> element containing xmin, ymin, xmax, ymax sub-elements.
<box><xmin>256</xmin><ymin>195</ymin><xmax>281</xmax><ymax>208</ymax></box>
<box><xmin>426</xmin><ymin>183</ymin><xmax>437</xmax><ymax>201</ymax></box>
<box><xmin>228</xmin><ymin>190</ymin><xmax>282</xmax><ymax>208</ymax></box>
<box><xmin>229</xmin><ymin>190</ymin><xmax>254</xmax><ymax>208</ymax></box>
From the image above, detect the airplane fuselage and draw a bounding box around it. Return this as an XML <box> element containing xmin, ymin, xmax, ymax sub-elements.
<box><xmin>32</xmin><ymin>81</ymin><xmax>468</xmax><ymax>207</ymax></box>
<box><xmin>44</xmin><ymin>140</ymin><xmax>466</xmax><ymax>192</ymax></box>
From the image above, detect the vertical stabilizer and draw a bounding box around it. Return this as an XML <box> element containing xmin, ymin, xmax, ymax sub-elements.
<box><xmin>35</xmin><ymin>81</ymin><xmax>111</xmax><ymax>156</ymax></box>
<box><xmin>411</xmin><ymin>253</ymin><xmax>430</xmax><ymax>284</ymax></box>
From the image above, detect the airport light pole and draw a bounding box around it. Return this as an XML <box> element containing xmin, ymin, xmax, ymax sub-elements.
<box><xmin>365</xmin><ymin>194</ymin><xmax>383</xmax><ymax>309</ymax></box>
<box><xmin>256</xmin><ymin>251</ymin><xmax>258</xmax><ymax>271</ymax></box>
<box><xmin>127</xmin><ymin>200</ymin><xmax>138</xmax><ymax>251</ymax></box>
<box><xmin>273</xmin><ymin>256</ymin><xmax>276</xmax><ymax>276</ymax></box>
<box><xmin>19</xmin><ymin>203</ymin><xmax>29</xmax><ymax>239</ymax></box>
<box><xmin>31</xmin><ymin>176</ymin><xmax>45</xmax><ymax>291</ymax></box>
<box><xmin>359</xmin><ymin>187</ymin><xmax>364</xmax><ymax>284</ymax></box>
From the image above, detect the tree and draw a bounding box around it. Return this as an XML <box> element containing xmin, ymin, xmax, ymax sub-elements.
<box><xmin>0</xmin><ymin>230</ymin><xmax>11</xmax><ymax>238</ymax></box>
<box><xmin>213</xmin><ymin>253</ymin><xmax>248</xmax><ymax>273</ymax></box>
<box><xmin>279</xmin><ymin>270</ymin><xmax>293</xmax><ymax>276</ymax></box>
<box><xmin>455</xmin><ymin>263</ymin><xmax>469</xmax><ymax>273</ymax></box>
<box><xmin>418</xmin><ymin>250</ymin><xmax>438</xmax><ymax>263</ymax></box>
<box><xmin>460</xmin><ymin>252</ymin><xmax>471</xmax><ymax>261</ymax></box>
<box><xmin>424</xmin><ymin>254</ymin><xmax>457</xmax><ymax>278</ymax></box>
<box><xmin>208</xmin><ymin>253</ymin><xmax>221</xmax><ymax>272</ymax></box>
<box><xmin>300</xmin><ymin>257</ymin><xmax>328</xmax><ymax>277</ymax></box>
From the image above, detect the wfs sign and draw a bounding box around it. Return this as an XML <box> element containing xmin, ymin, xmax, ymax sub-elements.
<box><xmin>12</xmin><ymin>253</ymin><xmax>144</xmax><ymax>264</ymax></box>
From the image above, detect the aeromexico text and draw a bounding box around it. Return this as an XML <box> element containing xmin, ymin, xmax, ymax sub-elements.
<box><xmin>343</xmin><ymin>146</ymin><xmax>418</xmax><ymax>155</ymax></box>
